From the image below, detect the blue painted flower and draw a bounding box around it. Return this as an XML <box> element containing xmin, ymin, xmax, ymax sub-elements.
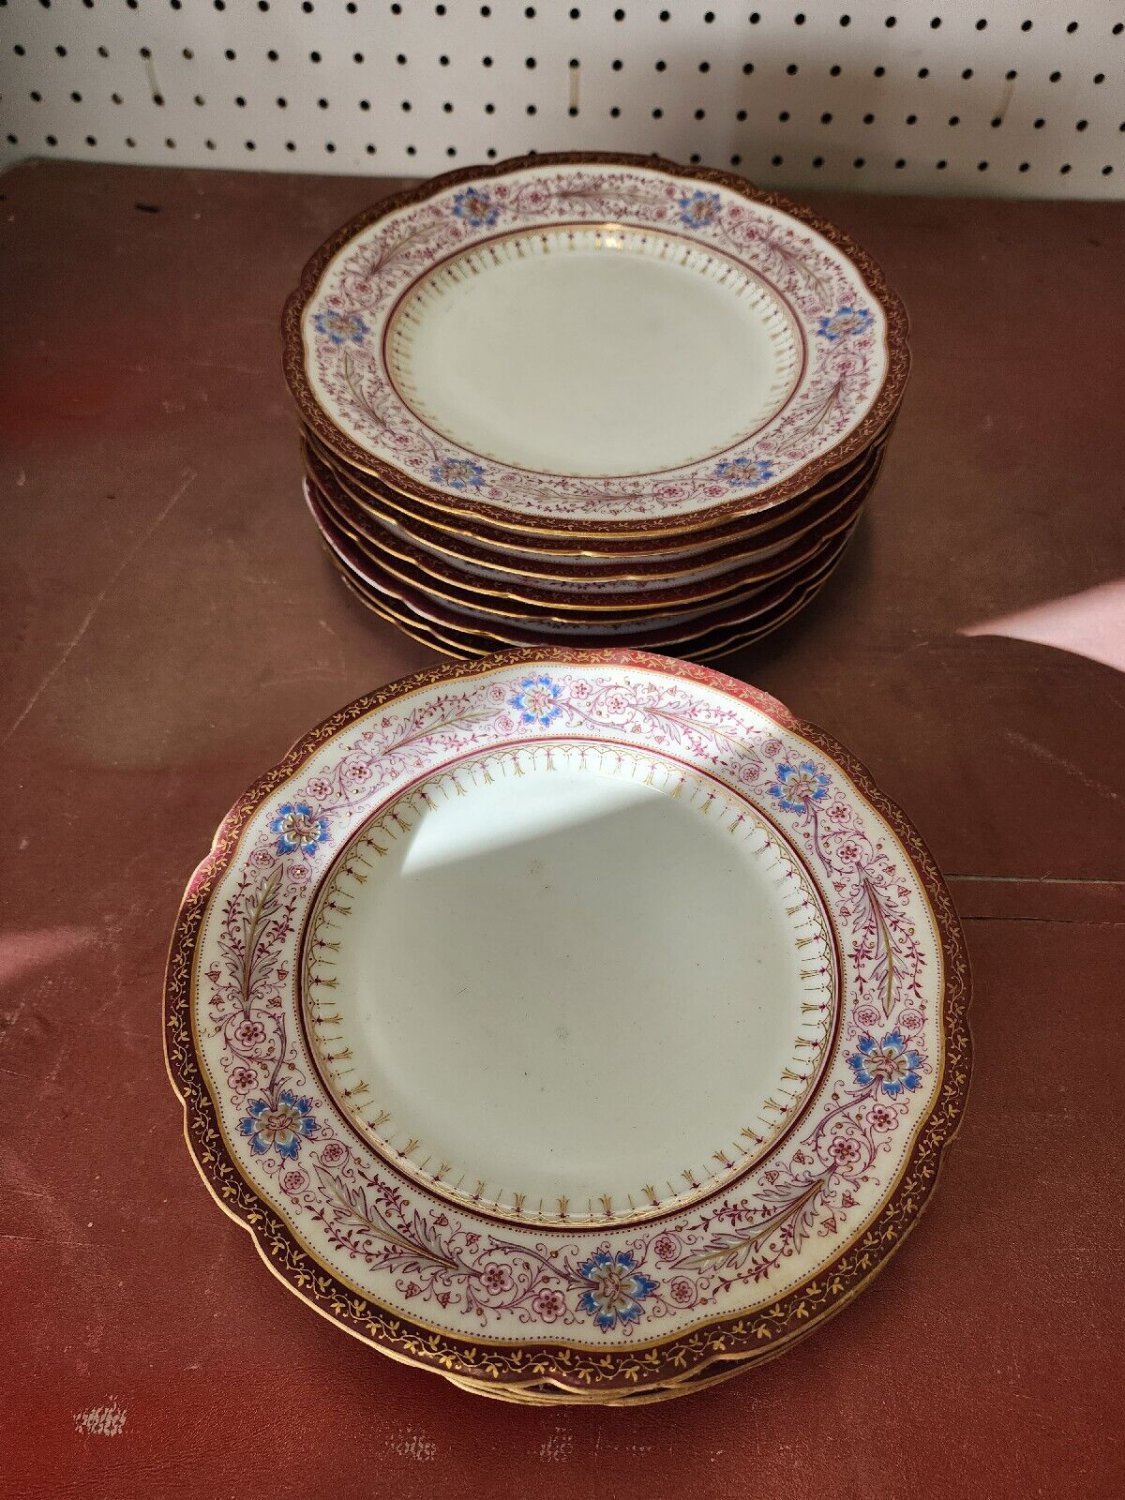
<box><xmin>270</xmin><ymin>801</ymin><xmax>330</xmax><ymax>856</ymax></box>
<box><xmin>847</xmin><ymin>1031</ymin><xmax>925</xmax><ymax>1097</ymax></box>
<box><xmin>577</xmin><ymin>1250</ymin><xmax>658</xmax><ymax>1331</ymax></box>
<box><xmin>714</xmin><ymin>455</ymin><xmax>776</xmax><ymax>488</ymax></box>
<box><xmin>238</xmin><ymin>1091</ymin><xmax>318</xmax><ymax>1159</ymax></box>
<box><xmin>767</xmin><ymin>760</ymin><xmax>830</xmax><ymax>814</ymax></box>
<box><xmin>677</xmin><ymin>189</ymin><xmax>722</xmax><ymax>228</ymax></box>
<box><xmin>511</xmin><ymin>674</ymin><xmax>562</xmax><ymax>726</ymax></box>
<box><xmin>430</xmin><ymin>456</ymin><xmax>486</xmax><ymax>491</ymax></box>
<box><xmin>815</xmin><ymin>304</ymin><xmax>873</xmax><ymax>342</ymax></box>
<box><xmin>313</xmin><ymin>309</ymin><xmax>368</xmax><ymax>346</ymax></box>
<box><xmin>452</xmin><ymin>187</ymin><xmax>499</xmax><ymax>228</ymax></box>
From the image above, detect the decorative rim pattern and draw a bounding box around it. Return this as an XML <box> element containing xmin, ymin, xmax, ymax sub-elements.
<box><xmin>306</xmin><ymin>447</ymin><xmax>880</xmax><ymax>613</ymax></box>
<box><xmin>282</xmin><ymin>153</ymin><xmax>910</xmax><ymax>539</ymax></box>
<box><xmin>313</xmin><ymin>492</ymin><xmax>855</xmax><ymax>644</ymax></box>
<box><xmin>304</xmin><ymin>423</ymin><xmax>891</xmax><ymax>562</ymax></box>
<box><xmin>331</xmin><ymin>559</ymin><xmax>846</xmax><ymax>666</ymax></box>
<box><xmin>165</xmin><ymin>650</ymin><xmax>971</xmax><ymax>1401</ymax></box>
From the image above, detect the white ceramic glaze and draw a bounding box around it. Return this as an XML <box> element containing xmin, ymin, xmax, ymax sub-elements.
<box><xmin>305</xmin><ymin>745</ymin><xmax>834</xmax><ymax>1220</ymax></box>
<box><xmin>386</xmin><ymin>225</ymin><xmax>803</xmax><ymax>477</ymax></box>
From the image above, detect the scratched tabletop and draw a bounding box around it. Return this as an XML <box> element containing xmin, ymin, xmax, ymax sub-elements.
<box><xmin>2</xmin><ymin>162</ymin><xmax>1123</xmax><ymax>1499</ymax></box>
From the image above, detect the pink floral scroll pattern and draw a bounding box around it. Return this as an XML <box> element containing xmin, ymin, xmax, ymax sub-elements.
<box><xmin>166</xmin><ymin>648</ymin><xmax>970</xmax><ymax>1394</ymax></box>
<box><xmin>195</xmin><ymin>662</ymin><xmax>942</xmax><ymax>1342</ymax></box>
<box><xmin>303</xmin><ymin>165</ymin><xmax>887</xmax><ymax>520</ymax></box>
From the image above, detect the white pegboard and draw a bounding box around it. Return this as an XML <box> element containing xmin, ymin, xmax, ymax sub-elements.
<box><xmin>1</xmin><ymin>2</ymin><xmax>1121</xmax><ymax>197</ymax></box>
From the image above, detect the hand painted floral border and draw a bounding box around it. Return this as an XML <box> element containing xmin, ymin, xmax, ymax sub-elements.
<box><xmin>165</xmin><ymin>649</ymin><xmax>970</xmax><ymax>1399</ymax></box>
<box><xmin>281</xmin><ymin>152</ymin><xmax>910</xmax><ymax>537</ymax></box>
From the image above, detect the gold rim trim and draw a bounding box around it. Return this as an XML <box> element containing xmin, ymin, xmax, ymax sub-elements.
<box><xmin>325</xmin><ymin>536</ymin><xmax>854</xmax><ymax>659</ymax></box>
<box><xmin>282</xmin><ymin>151</ymin><xmax>910</xmax><ymax>540</ymax></box>
<box><xmin>306</xmin><ymin>448</ymin><xmax>883</xmax><ymax>614</ymax></box>
<box><xmin>317</xmin><ymin>504</ymin><xmax>853</xmax><ymax>645</ymax></box>
<box><xmin>305</xmin><ymin>423</ymin><xmax>890</xmax><ymax>566</ymax></box>
<box><xmin>165</xmin><ymin>651</ymin><xmax>971</xmax><ymax>1400</ymax></box>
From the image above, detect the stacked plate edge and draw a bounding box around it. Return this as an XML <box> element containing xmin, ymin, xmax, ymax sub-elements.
<box><xmin>282</xmin><ymin>152</ymin><xmax>909</xmax><ymax>660</ymax></box>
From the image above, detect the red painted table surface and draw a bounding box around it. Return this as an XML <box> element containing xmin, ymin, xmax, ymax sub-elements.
<box><xmin>1</xmin><ymin>162</ymin><xmax>1123</xmax><ymax>1499</ymax></box>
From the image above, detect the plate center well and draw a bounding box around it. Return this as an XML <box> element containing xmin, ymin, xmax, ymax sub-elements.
<box><xmin>303</xmin><ymin>743</ymin><xmax>836</xmax><ymax>1224</ymax></box>
<box><xmin>384</xmin><ymin>225</ymin><xmax>804</xmax><ymax>478</ymax></box>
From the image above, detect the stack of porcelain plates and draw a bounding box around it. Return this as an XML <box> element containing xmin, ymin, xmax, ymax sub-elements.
<box><xmin>283</xmin><ymin>153</ymin><xmax>909</xmax><ymax>661</ymax></box>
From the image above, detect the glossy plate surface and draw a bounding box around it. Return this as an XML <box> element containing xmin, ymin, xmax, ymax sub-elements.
<box><xmin>166</xmin><ymin>651</ymin><xmax>969</xmax><ymax>1402</ymax></box>
<box><xmin>284</xmin><ymin>153</ymin><xmax>908</xmax><ymax>536</ymax></box>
